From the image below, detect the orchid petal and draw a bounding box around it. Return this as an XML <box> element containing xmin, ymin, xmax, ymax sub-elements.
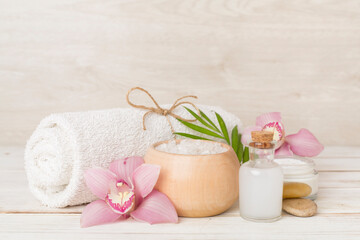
<box><xmin>286</xmin><ymin>128</ymin><xmax>324</xmax><ymax>157</ymax></box>
<box><xmin>105</xmin><ymin>180</ymin><xmax>135</xmax><ymax>215</ymax></box>
<box><xmin>130</xmin><ymin>190</ymin><xmax>178</xmax><ymax>224</ymax></box>
<box><xmin>133</xmin><ymin>164</ymin><xmax>160</xmax><ymax>198</ymax></box>
<box><xmin>241</xmin><ymin>126</ymin><xmax>262</xmax><ymax>145</ymax></box>
<box><xmin>275</xmin><ymin>142</ymin><xmax>293</xmax><ymax>156</ymax></box>
<box><xmin>262</xmin><ymin>121</ymin><xmax>285</xmax><ymax>149</ymax></box>
<box><xmin>84</xmin><ymin>168</ymin><xmax>117</xmax><ymax>200</ymax></box>
<box><xmin>80</xmin><ymin>200</ymin><xmax>121</xmax><ymax>228</ymax></box>
<box><xmin>109</xmin><ymin>156</ymin><xmax>144</xmax><ymax>185</ymax></box>
<box><xmin>256</xmin><ymin>112</ymin><xmax>282</xmax><ymax>127</ymax></box>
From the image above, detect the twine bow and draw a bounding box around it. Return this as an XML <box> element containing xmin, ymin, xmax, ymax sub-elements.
<box><xmin>126</xmin><ymin>87</ymin><xmax>199</xmax><ymax>132</ymax></box>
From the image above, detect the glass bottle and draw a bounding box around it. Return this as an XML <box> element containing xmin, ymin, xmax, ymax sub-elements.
<box><xmin>239</xmin><ymin>131</ymin><xmax>283</xmax><ymax>222</ymax></box>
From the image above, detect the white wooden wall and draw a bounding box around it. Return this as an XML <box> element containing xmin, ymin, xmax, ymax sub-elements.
<box><xmin>0</xmin><ymin>0</ymin><xmax>359</xmax><ymax>146</ymax></box>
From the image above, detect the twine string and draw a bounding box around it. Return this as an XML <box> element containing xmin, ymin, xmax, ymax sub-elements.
<box><xmin>126</xmin><ymin>87</ymin><xmax>199</xmax><ymax>132</ymax></box>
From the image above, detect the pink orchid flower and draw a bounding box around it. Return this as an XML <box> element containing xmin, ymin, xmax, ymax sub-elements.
<box><xmin>81</xmin><ymin>156</ymin><xmax>178</xmax><ymax>228</ymax></box>
<box><xmin>241</xmin><ymin>112</ymin><xmax>324</xmax><ymax>157</ymax></box>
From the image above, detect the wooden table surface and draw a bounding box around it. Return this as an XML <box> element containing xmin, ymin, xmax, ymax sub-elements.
<box><xmin>0</xmin><ymin>146</ymin><xmax>359</xmax><ymax>239</ymax></box>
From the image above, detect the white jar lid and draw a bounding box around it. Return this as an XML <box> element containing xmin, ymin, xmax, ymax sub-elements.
<box><xmin>274</xmin><ymin>156</ymin><xmax>316</xmax><ymax>176</ymax></box>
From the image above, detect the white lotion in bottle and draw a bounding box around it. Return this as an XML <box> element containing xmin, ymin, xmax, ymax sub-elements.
<box><xmin>239</xmin><ymin>131</ymin><xmax>283</xmax><ymax>222</ymax></box>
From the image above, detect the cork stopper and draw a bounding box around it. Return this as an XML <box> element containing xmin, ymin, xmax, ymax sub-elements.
<box><xmin>251</xmin><ymin>131</ymin><xmax>274</xmax><ymax>143</ymax></box>
<box><xmin>250</xmin><ymin>131</ymin><xmax>274</xmax><ymax>149</ymax></box>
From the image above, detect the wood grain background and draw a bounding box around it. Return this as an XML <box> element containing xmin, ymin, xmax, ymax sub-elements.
<box><xmin>0</xmin><ymin>0</ymin><xmax>359</xmax><ymax>146</ymax></box>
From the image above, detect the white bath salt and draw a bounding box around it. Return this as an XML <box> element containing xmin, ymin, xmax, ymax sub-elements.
<box><xmin>156</xmin><ymin>139</ymin><xmax>227</xmax><ymax>155</ymax></box>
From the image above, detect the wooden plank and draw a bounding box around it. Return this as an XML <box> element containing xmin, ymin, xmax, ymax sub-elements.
<box><xmin>319</xmin><ymin>172</ymin><xmax>360</xmax><ymax>188</ymax></box>
<box><xmin>1</xmin><ymin>146</ymin><xmax>360</xmax><ymax>213</ymax></box>
<box><xmin>0</xmin><ymin>214</ymin><xmax>359</xmax><ymax>240</ymax></box>
<box><xmin>316</xmin><ymin>188</ymin><xmax>360</xmax><ymax>214</ymax></box>
<box><xmin>2</xmin><ymin>146</ymin><xmax>360</xmax><ymax>171</ymax></box>
<box><xmin>1</xmin><ymin>168</ymin><xmax>359</xmax><ymax>214</ymax></box>
<box><xmin>0</xmin><ymin>146</ymin><xmax>24</xmax><ymax>171</ymax></box>
<box><xmin>0</xmin><ymin>145</ymin><xmax>359</xmax><ymax>238</ymax></box>
<box><xmin>0</xmin><ymin>169</ymin><xmax>83</xmax><ymax>213</ymax></box>
<box><xmin>1</xmin><ymin>0</ymin><xmax>360</xmax><ymax>146</ymax></box>
<box><xmin>318</xmin><ymin>146</ymin><xmax>360</xmax><ymax>158</ymax></box>
<box><xmin>315</xmin><ymin>158</ymin><xmax>360</xmax><ymax>172</ymax></box>
<box><xmin>224</xmin><ymin>188</ymin><xmax>360</xmax><ymax>215</ymax></box>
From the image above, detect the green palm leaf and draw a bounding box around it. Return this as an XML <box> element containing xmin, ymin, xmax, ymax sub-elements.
<box><xmin>176</xmin><ymin>119</ymin><xmax>224</xmax><ymax>139</ymax></box>
<box><xmin>237</xmin><ymin>134</ymin><xmax>244</xmax><ymax>163</ymax></box>
<box><xmin>199</xmin><ymin>110</ymin><xmax>221</xmax><ymax>133</ymax></box>
<box><xmin>243</xmin><ymin>147</ymin><xmax>249</xmax><ymax>163</ymax></box>
<box><xmin>215</xmin><ymin>112</ymin><xmax>230</xmax><ymax>144</ymax></box>
<box><xmin>231</xmin><ymin>126</ymin><xmax>239</xmax><ymax>154</ymax></box>
<box><xmin>173</xmin><ymin>132</ymin><xmax>211</xmax><ymax>141</ymax></box>
<box><xmin>183</xmin><ymin>107</ymin><xmax>218</xmax><ymax>132</ymax></box>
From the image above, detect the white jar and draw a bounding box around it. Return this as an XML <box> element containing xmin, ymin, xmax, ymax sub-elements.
<box><xmin>274</xmin><ymin>156</ymin><xmax>318</xmax><ymax>200</ymax></box>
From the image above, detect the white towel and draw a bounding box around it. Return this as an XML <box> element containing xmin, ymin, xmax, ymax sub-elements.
<box><xmin>25</xmin><ymin>105</ymin><xmax>242</xmax><ymax>208</ymax></box>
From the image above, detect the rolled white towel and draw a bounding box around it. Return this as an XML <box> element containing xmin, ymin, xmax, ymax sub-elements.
<box><xmin>25</xmin><ymin>105</ymin><xmax>242</xmax><ymax>208</ymax></box>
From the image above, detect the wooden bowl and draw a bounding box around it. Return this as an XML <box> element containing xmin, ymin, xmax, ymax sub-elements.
<box><xmin>144</xmin><ymin>139</ymin><xmax>240</xmax><ymax>217</ymax></box>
